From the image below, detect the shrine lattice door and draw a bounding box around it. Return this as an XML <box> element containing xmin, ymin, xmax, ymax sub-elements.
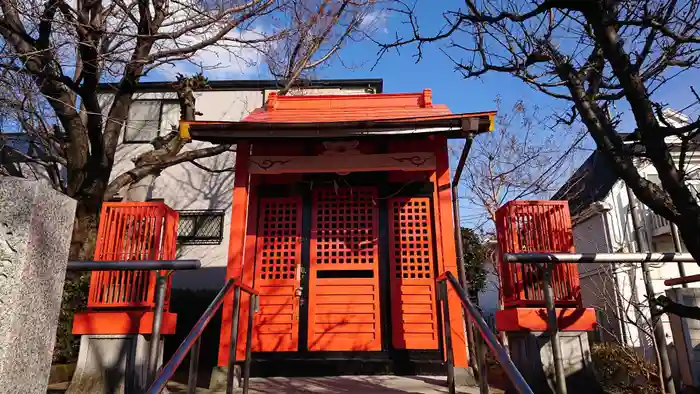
<box><xmin>388</xmin><ymin>197</ymin><xmax>439</xmax><ymax>350</ymax></box>
<box><xmin>252</xmin><ymin>197</ymin><xmax>302</xmax><ymax>352</ymax></box>
<box><xmin>308</xmin><ymin>187</ymin><xmax>382</xmax><ymax>351</ymax></box>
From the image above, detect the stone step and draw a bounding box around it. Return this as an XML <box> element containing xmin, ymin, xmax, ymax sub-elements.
<box><xmin>48</xmin><ymin>374</ymin><xmax>507</xmax><ymax>393</ymax></box>
<box><xmin>165</xmin><ymin>375</ymin><xmax>504</xmax><ymax>394</ymax></box>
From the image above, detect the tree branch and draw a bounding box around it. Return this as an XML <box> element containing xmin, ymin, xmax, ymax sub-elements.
<box><xmin>656</xmin><ymin>295</ymin><xmax>700</xmax><ymax>320</ymax></box>
<box><xmin>104</xmin><ymin>144</ymin><xmax>233</xmax><ymax>199</ymax></box>
<box><xmin>189</xmin><ymin>159</ymin><xmax>235</xmax><ymax>173</ymax></box>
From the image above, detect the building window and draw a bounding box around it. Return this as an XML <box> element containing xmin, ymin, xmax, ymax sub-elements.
<box><xmin>124</xmin><ymin>100</ymin><xmax>180</xmax><ymax>143</ymax></box>
<box><xmin>177</xmin><ymin>210</ymin><xmax>225</xmax><ymax>245</ymax></box>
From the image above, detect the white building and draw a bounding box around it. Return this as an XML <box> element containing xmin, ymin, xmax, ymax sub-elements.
<box><xmin>476</xmin><ymin>240</ymin><xmax>500</xmax><ymax>330</ymax></box>
<box><xmin>99</xmin><ymin>79</ymin><xmax>382</xmax><ymax>289</ymax></box>
<box><xmin>551</xmin><ymin>109</ymin><xmax>699</xmax><ymax>361</ymax></box>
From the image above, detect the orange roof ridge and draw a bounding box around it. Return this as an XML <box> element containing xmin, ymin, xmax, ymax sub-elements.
<box><xmin>272</xmin><ymin>91</ymin><xmax>427</xmax><ymax>100</ymax></box>
<box><xmin>269</xmin><ymin>91</ymin><xmax>435</xmax><ymax>110</ymax></box>
<box><xmin>245</xmin><ymin>89</ymin><xmax>460</xmax><ymax>123</ymax></box>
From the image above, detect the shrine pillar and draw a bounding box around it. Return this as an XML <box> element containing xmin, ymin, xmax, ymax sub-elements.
<box><xmin>210</xmin><ymin>141</ymin><xmax>252</xmax><ymax>391</ymax></box>
<box><xmin>432</xmin><ymin>137</ymin><xmax>474</xmax><ymax>386</ymax></box>
<box><xmin>494</xmin><ymin>201</ymin><xmax>598</xmax><ymax>394</ymax></box>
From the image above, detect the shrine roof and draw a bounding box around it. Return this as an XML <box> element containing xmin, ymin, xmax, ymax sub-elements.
<box><xmin>181</xmin><ymin>89</ymin><xmax>496</xmax><ymax>142</ymax></box>
<box><xmin>243</xmin><ymin>90</ymin><xmax>453</xmax><ymax>122</ymax></box>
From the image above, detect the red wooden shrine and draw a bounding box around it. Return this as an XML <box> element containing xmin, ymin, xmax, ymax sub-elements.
<box><xmin>70</xmin><ymin>89</ymin><xmax>601</xmax><ymax>378</ymax></box>
<box><xmin>73</xmin><ymin>202</ymin><xmax>180</xmax><ymax>334</ymax></box>
<box><xmin>179</xmin><ymin>89</ymin><xmax>495</xmax><ymax>369</ymax></box>
<box><xmin>494</xmin><ymin>200</ymin><xmax>597</xmax><ymax>332</ymax></box>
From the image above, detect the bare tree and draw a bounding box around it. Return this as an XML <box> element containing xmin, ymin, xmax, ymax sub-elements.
<box><xmin>267</xmin><ymin>0</ymin><xmax>374</xmax><ymax>95</ymax></box>
<box><xmin>0</xmin><ymin>0</ymin><xmax>375</xmax><ymax>259</ymax></box>
<box><xmin>581</xmin><ymin>262</ymin><xmax>674</xmax><ymax>388</ymax></box>
<box><xmin>375</xmin><ymin>0</ymin><xmax>700</xmax><ymax>321</ymax></box>
<box><xmin>450</xmin><ymin>99</ymin><xmax>585</xmax><ymax>348</ymax></box>
<box><xmin>378</xmin><ymin>0</ymin><xmax>700</xmax><ymax>259</ymax></box>
<box><xmin>460</xmin><ymin>99</ymin><xmax>585</xmax><ymax>231</ymax></box>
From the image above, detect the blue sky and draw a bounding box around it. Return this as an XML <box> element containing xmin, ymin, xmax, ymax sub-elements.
<box><xmin>147</xmin><ymin>4</ymin><xmax>700</xmax><ymax>229</ymax></box>
<box><xmin>316</xmin><ymin>6</ymin><xmax>700</xmax><ymax>229</ymax></box>
<box><xmin>318</xmin><ymin>7</ymin><xmax>700</xmax><ymax>133</ymax></box>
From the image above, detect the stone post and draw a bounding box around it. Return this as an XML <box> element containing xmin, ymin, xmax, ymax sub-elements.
<box><xmin>506</xmin><ymin>331</ymin><xmax>602</xmax><ymax>394</ymax></box>
<box><xmin>0</xmin><ymin>177</ymin><xmax>76</xmax><ymax>393</ymax></box>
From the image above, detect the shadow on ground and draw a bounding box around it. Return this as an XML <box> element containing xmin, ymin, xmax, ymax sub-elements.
<box><xmin>165</xmin><ymin>375</ymin><xmax>498</xmax><ymax>393</ymax></box>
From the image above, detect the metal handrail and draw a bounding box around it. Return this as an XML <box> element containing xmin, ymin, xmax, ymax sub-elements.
<box><xmin>67</xmin><ymin>259</ymin><xmax>202</xmax><ymax>387</ymax></box>
<box><xmin>67</xmin><ymin>260</ymin><xmax>202</xmax><ymax>271</ymax></box>
<box><xmin>502</xmin><ymin>252</ymin><xmax>696</xmax><ymax>263</ymax></box>
<box><xmin>437</xmin><ymin>271</ymin><xmax>534</xmax><ymax>394</ymax></box>
<box><xmin>146</xmin><ymin>278</ymin><xmax>259</xmax><ymax>394</ymax></box>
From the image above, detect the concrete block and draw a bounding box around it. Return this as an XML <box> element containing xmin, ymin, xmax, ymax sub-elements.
<box><xmin>507</xmin><ymin>331</ymin><xmax>603</xmax><ymax>394</ymax></box>
<box><xmin>67</xmin><ymin>335</ymin><xmax>164</xmax><ymax>394</ymax></box>
<box><xmin>454</xmin><ymin>366</ymin><xmax>477</xmax><ymax>387</ymax></box>
<box><xmin>209</xmin><ymin>365</ymin><xmax>240</xmax><ymax>393</ymax></box>
<box><xmin>0</xmin><ymin>177</ymin><xmax>76</xmax><ymax>394</ymax></box>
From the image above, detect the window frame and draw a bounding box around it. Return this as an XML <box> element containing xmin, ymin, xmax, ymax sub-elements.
<box><xmin>123</xmin><ymin>99</ymin><xmax>180</xmax><ymax>144</ymax></box>
<box><xmin>176</xmin><ymin>209</ymin><xmax>226</xmax><ymax>246</ymax></box>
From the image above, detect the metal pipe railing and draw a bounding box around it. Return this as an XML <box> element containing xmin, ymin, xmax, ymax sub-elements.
<box><xmin>67</xmin><ymin>260</ymin><xmax>202</xmax><ymax>271</ymax></box>
<box><xmin>504</xmin><ymin>251</ymin><xmax>699</xmax><ymax>394</ymax></box>
<box><xmin>502</xmin><ymin>252</ymin><xmax>696</xmax><ymax>263</ymax></box>
<box><xmin>438</xmin><ymin>271</ymin><xmax>534</xmax><ymax>394</ymax></box>
<box><xmin>665</xmin><ymin>273</ymin><xmax>700</xmax><ymax>286</ymax></box>
<box><xmin>146</xmin><ymin>278</ymin><xmax>259</xmax><ymax>394</ymax></box>
<box><xmin>67</xmin><ymin>259</ymin><xmax>202</xmax><ymax>387</ymax></box>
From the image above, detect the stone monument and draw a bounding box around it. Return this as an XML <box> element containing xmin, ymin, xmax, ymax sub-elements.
<box><xmin>0</xmin><ymin>177</ymin><xmax>76</xmax><ymax>393</ymax></box>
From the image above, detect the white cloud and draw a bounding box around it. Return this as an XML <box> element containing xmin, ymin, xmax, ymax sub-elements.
<box><xmin>360</xmin><ymin>9</ymin><xmax>390</xmax><ymax>34</ymax></box>
<box><xmin>154</xmin><ymin>27</ymin><xmax>267</xmax><ymax>79</ymax></box>
<box><xmin>100</xmin><ymin>0</ymin><xmax>274</xmax><ymax>80</ymax></box>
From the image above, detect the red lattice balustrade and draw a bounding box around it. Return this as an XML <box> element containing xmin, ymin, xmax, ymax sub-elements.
<box><xmin>87</xmin><ymin>202</ymin><xmax>179</xmax><ymax>309</ymax></box>
<box><xmin>495</xmin><ymin>200</ymin><xmax>581</xmax><ymax>308</ymax></box>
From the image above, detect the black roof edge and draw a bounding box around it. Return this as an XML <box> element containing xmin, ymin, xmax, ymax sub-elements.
<box><xmin>96</xmin><ymin>78</ymin><xmax>384</xmax><ymax>93</ymax></box>
<box><xmin>189</xmin><ymin>129</ymin><xmax>475</xmax><ymax>144</ymax></box>
<box><xmin>185</xmin><ymin>115</ymin><xmax>491</xmax><ymax>143</ymax></box>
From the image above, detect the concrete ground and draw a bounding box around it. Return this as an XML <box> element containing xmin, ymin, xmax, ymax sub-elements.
<box><xmin>167</xmin><ymin>375</ymin><xmax>503</xmax><ymax>393</ymax></box>
<box><xmin>48</xmin><ymin>375</ymin><xmax>504</xmax><ymax>393</ymax></box>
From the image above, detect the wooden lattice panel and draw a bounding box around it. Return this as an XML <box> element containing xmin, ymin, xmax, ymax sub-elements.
<box><xmin>308</xmin><ymin>187</ymin><xmax>382</xmax><ymax>351</ymax></box>
<box><xmin>495</xmin><ymin>200</ymin><xmax>580</xmax><ymax>307</ymax></box>
<box><xmin>88</xmin><ymin>203</ymin><xmax>178</xmax><ymax>309</ymax></box>
<box><xmin>389</xmin><ymin>197</ymin><xmax>439</xmax><ymax>350</ymax></box>
<box><xmin>252</xmin><ymin>197</ymin><xmax>301</xmax><ymax>352</ymax></box>
<box><xmin>258</xmin><ymin>199</ymin><xmax>300</xmax><ymax>280</ymax></box>
<box><xmin>313</xmin><ymin>187</ymin><xmax>377</xmax><ymax>268</ymax></box>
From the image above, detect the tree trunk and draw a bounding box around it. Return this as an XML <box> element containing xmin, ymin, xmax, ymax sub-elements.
<box><xmin>674</xmin><ymin>217</ymin><xmax>700</xmax><ymax>260</ymax></box>
<box><xmin>69</xmin><ymin>192</ymin><xmax>103</xmax><ymax>261</ymax></box>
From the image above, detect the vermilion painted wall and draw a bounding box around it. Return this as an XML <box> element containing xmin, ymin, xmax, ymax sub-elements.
<box><xmin>217</xmin><ymin>137</ymin><xmax>468</xmax><ymax>368</ymax></box>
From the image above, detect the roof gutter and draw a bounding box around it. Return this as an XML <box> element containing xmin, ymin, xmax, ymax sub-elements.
<box><xmin>179</xmin><ymin>112</ymin><xmax>495</xmax><ymax>143</ymax></box>
<box><xmin>450</xmin><ymin>132</ymin><xmax>477</xmax><ymax>367</ymax></box>
<box><xmin>96</xmin><ymin>78</ymin><xmax>384</xmax><ymax>93</ymax></box>
<box><xmin>571</xmin><ymin>201</ymin><xmax>612</xmax><ymax>226</ymax></box>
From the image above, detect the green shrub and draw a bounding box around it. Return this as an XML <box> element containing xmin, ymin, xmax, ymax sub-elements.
<box><xmin>53</xmin><ymin>274</ymin><xmax>90</xmax><ymax>364</ymax></box>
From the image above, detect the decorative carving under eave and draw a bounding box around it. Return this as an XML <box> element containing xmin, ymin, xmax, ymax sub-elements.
<box><xmin>321</xmin><ymin>140</ymin><xmax>361</xmax><ymax>156</ymax></box>
<box><xmin>392</xmin><ymin>155</ymin><xmax>432</xmax><ymax>167</ymax></box>
<box><xmin>250</xmin><ymin>158</ymin><xmax>292</xmax><ymax>171</ymax></box>
<box><xmin>248</xmin><ymin>152</ymin><xmax>436</xmax><ymax>174</ymax></box>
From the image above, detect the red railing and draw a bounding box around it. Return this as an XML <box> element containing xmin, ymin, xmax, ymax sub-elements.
<box><xmin>495</xmin><ymin>200</ymin><xmax>581</xmax><ymax>308</ymax></box>
<box><xmin>87</xmin><ymin>202</ymin><xmax>179</xmax><ymax>309</ymax></box>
